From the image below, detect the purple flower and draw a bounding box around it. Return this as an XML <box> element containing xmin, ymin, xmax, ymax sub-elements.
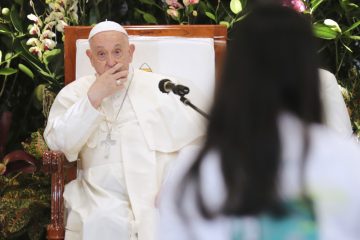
<box><xmin>282</xmin><ymin>0</ymin><xmax>306</xmax><ymax>12</ymax></box>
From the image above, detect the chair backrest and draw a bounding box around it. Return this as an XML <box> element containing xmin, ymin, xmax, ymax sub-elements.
<box><xmin>64</xmin><ymin>25</ymin><xmax>227</xmax><ymax>110</ymax></box>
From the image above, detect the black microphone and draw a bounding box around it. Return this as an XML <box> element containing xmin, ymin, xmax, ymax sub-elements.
<box><xmin>159</xmin><ymin>79</ymin><xmax>190</xmax><ymax>96</ymax></box>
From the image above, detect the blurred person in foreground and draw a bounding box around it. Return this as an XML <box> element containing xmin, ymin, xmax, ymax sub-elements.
<box><xmin>158</xmin><ymin>4</ymin><xmax>360</xmax><ymax>240</ymax></box>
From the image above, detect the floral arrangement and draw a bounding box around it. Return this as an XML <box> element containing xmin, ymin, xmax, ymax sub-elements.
<box><xmin>305</xmin><ymin>0</ymin><xmax>360</xmax><ymax>135</ymax></box>
<box><xmin>26</xmin><ymin>0</ymin><xmax>78</xmax><ymax>61</ymax></box>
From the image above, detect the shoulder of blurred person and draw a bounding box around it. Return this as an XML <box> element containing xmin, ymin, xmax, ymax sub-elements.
<box><xmin>159</xmin><ymin>111</ymin><xmax>360</xmax><ymax>240</ymax></box>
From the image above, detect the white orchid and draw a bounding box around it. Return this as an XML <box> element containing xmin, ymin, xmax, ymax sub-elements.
<box><xmin>55</xmin><ymin>20</ymin><xmax>68</xmax><ymax>32</ymax></box>
<box><xmin>29</xmin><ymin>24</ymin><xmax>41</xmax><ymax>36</ymax></box>
<box><xmin>27</xmin><ymin>13</ymin><xmax>37</xmax><ymax>21</ymax></box>
<box><xmin>45</xmin><ymin>12</ymin><xmax>65</xmax><ymax>23</ymax></box>
<box><xmin>29</xmin><ymin>46</ymin><xmax>43</xmax><ymax>59</ymax></box>
<box><xmin>43</xmin><ymin>39</ymin><xmax>57</xmax><ymax>50</ymax></box>
<box><xmin>43</xmin><ymin>22</ymin><xmax>56</xmax><ymax>31</ymax></box>
<box><xmin>26</xmin><ymin>38</ymin><xmax>41</xmax><ymax>46</ymax></box>
<box><xmin>26</xmin><ymin>0</ymin><xmax>78</xmax><ymax>61</ymax></box>
<box><xmin>41</xmin><ymin>29</ymin><xmax>56</xmax><ymax>39</ymax></box>
<box><xmin>167</xmin><ymin>7</ymin><xmax>180</xmax><ymax>19</ymax></box>
<box><xmin>324</xmin><ymin>19</ymin><xmax>342</xmax><ymax>33</ymax></box>
<box><xmin>49</xmin><ymin>2</ymin><xmax>65</xmax><ymax>13</ymax></box>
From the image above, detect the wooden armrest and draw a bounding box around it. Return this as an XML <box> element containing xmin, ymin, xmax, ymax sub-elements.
<box><xmin>42</xmin><ymin>150</ymin><xmax>77</xmax><ymax>240</ymax></box>
<box><xmin>43</xmin><ymin>151</ymin><xmax>76</xmax><ymax>173</ymax></box>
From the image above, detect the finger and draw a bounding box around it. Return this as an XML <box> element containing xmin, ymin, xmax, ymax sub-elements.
<box><xmin>113</xmin><ymin>70</ymin><xmax>129</xmax><ymax>80</ymax></box>
<box><xmin>107</xmin><ymin>63</ymin><xmax>123</xmax><ymax>74</ymax></box>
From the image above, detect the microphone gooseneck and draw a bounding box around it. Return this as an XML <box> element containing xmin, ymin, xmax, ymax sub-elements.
<box><xmin>158</xmin><ymin>78</ymin><xmax>209</xmax><ymax>119</ymax></box>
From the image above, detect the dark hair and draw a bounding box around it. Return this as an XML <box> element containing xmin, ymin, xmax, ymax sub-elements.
<box><xmin>178</xmin><ymin>4</ymin><xmax>322</xmax><ymax>219</ymax></box>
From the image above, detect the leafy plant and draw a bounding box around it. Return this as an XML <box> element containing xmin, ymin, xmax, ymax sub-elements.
<box><xmin>0</xmin><ymin>1</ymin><xmax>70</xmax><ymax>239</ymax></box>
<box><xmin>0</xmin><ymin>3</ymin><xmax>44</xmax><ymax>152</ymax></box>
<box><xmin>131</xmin><ymin>0</ymin><xmax>248</xmax><ymax>28</ymax></box>
<box><xmin>0</xmin><ymin>172</ymin><xmax>50</xmax><ymax>240</ymax></box>
<box><xmin>308</xmin><ymin>0</ymin><xmax>360</xmax><ymax>136</ymax></box>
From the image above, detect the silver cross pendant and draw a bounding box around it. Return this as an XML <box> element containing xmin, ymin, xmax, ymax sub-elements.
<box><xmin>101</xmin><ymin>133</ymin><xmax>116</xmax><ymax>158</ymax></box>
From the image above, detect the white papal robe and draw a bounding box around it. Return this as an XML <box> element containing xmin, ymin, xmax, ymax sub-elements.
<box><xmin>44</xmin><ymin>68</ymin><xmax>205</xmax><ymax>240</ymax></box>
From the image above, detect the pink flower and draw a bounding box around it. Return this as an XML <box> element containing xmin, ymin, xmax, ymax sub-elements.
<box><xmin>183</xmin><ymin>0</ymin><xmax>199</xmax><ymax>7</ymax></box>
<box><xmin>282</xmin><ymin>0</ymin><xmax>306</xmax><ymax>13</ymax></box>
<box><xmin>166</xmin><ymin>0</ymin><xmax>183</xmax><ymax>9</ymax></box>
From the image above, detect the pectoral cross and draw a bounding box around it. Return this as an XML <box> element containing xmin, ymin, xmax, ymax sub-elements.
<box><xmin>101</xmin><ymin>133</ymin><xmax>116</xmax><ymax>158</ymax></box>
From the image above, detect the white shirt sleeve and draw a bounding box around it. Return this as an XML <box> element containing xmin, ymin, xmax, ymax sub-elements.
<box><xmin>44</xmin><ymin>85</ymin><xmax>104</xmax><ymax>161</ymax></box>
<box><xmin>158</xmin><ymin>148</ymin><xmax>230</xmax><ymax>240</ymax></box>
<box><xmin>306</xmin><ymin>131</ymin><xmax>360</xmax><ymax>240</ymax></box>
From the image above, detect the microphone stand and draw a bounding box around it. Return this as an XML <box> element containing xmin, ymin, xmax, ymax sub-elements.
<box><xmin>179</xmin><ymin>96</ymin><xmax>209</xmax><ymax>120</ymax></box>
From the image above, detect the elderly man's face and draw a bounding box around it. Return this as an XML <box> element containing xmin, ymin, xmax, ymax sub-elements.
<box><xmin>86</xmin><ymin>31</ymin><xmax>134</xmax><ymax>75</ymax></box>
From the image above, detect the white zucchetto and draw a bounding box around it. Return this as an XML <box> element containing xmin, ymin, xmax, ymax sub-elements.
<box><xmin>88</xmin><ymin>20</ymin><xmax>128</xmax><ymax>39</ymax></box>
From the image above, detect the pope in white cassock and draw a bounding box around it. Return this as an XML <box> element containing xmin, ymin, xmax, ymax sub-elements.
<box><xmin>44</xmin><ymin>21</ymin><xmax>205</xmax><ymax>240</ymax></box>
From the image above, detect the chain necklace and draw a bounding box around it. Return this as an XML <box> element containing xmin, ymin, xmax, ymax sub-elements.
<box><xmin>100</xmin><ymin>67</ymin><xmax>134</xmax><ymax>158</ymax></box>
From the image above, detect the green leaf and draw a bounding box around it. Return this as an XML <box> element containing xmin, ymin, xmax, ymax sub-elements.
<box><xmin>18</xmin><ymin>63</ymin><xmax>34</xmax><ymax>79</ymax></box>
<box><xmin>33</xmin><ymin>84</ymin><xmax>46</xmax><ymax>109</ymax></box>
<box><xmin>310</xmin><ymin>0</ymin><xmax>326</xmax><ymax>13</ymax></box>
<box><xmin>0</xmin><ymin>68</ymin><xmax>18</xmax><ymax>76</ymax></box>
<box><xmin>143</xmin><ymin>13</ymin><xmax>157</xmax><ymax>24</ymax></box>
<box><xmin>234</xmin><ymin>12</ymin><xmax>249</xmax><ymax>23</ymax></box>
<box><xmin>230</xmin><ymin>0</ymin><xmax>242</xmax><ymax>14</ymax></box>
<box><xmin>348</xmin><ymin>35</ymin><xmax>360</xmax><ymax>40</ymax></box>
<box><xmin>188</xmin><ymin>5</ymin><xmax>194</xmax><ymax>13</ymax></box>
<box><xmin>205</xmin><ymin>1</ymin><xmax>215</xmax><ymax>11</ymax></box>
<box><xmin>199</xmin><ymin>1</ymin><xmax>209</xmax><ymax>12</ymax></box>
<box><xmin>219</xmin><ymin>21</ymin><xmax>230</xmax><ymax>28</ymax></box>
<box><xmin>0</xmin><ymin>52</ymin><xmax>20</xmax><ymax>66</ymax></box>
<box><xmin>138</xmin><ymin>0</ymin><xmax>155</xmax><ymax>5</ymax></box>
<box><xmin>313</xmin><ymin>23</ymin><xmax>339</xmax><ymax>40</ymax></box>
<box><xmin>344</xmin><ymin>20</ymin><xmax>360</xmax><ymax>34</ymax></box>
<box><xmin>340</xmin><ymin>0</ymin><xmax>358</xmax><ymax>12</ymax></box>
<box><xmin>135</xmin><ymin>8</ymin><xmax>147</xmax><ymax>15</ymax></box>
<box><xmin>205</xmin><ymin>12</ymin><xmax>216</xmax><ymax>21</ymax></box>
<box><xmin>5</xmin><ymin>52</ymin><xmax>13</xmax><ymax>61</ymax></box>
<box><xmin>341</xmin><ymin>41</ymin><xmax>352</xmax><ymax>53</ymax></box>
<box><xmin>10</xmin><ymin>5</ymin><xmax>23</xmax><ymax>33</ymax></box>
<box><xmin>43</xmin><ymin>49</ymin><xmax>61</xmax><ymax>66</ymax></box>
<box><xmin>0</xmin><ymin>24</ymin><xmax>11</xmax><ymax>35</ymax></box>
<box><xmin>14</xmin><ymin>0</ymin><xmax>24</xmax><ymax>5</ymax></box>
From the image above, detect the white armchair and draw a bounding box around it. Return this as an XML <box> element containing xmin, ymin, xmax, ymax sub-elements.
<box><xmin>42</xmin><ymin>25</ymin><xmax>227</xmax><ymax>240</ymax></box>
<box><xmin>319</xmin><ymin>68</ymin><xmax>353</xmax><ymax>137</ymax></box>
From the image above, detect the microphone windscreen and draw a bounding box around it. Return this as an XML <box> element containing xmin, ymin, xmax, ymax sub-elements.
<box><xmin>159</xmin><ymin>79</ymin><xmax>171</xmax><ymax>93</ymax></box>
